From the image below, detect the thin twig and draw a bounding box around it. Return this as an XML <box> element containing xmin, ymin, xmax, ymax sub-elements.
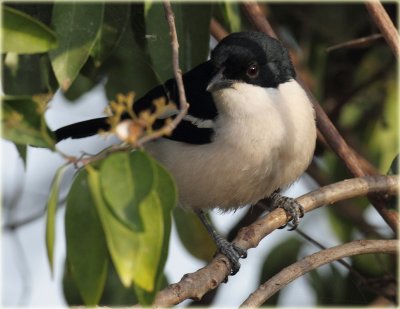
<box><xmin>137</xmin><ymin>1</ymin><xmax>189</xmax><ymax>145</ymax></box>
<box><xmin>153</xmin><ymin>175</ymin><xmax>399</xmax><ymax>306</ymax></box>
<box><xmin>240</xmin><ymin>239</ymin><xmax>398</xmax><ymax>307</ymax></box>
<box><xmin>163</xmin><ymin>1</ymin><xmax>189</xmax><ymax>112</ymax></box>
<box><xmin>326</xmin><ymin>33</ymin><xmax>383</xmax><ymax>52</ymax></box>
<box><xmin>365</xmin><ymin>1</ymin><xmax>399</xmax><ymax>59</ymax></box>
<box><xmin>241</xmin><ymin>1</ymin><xmax>398</xmax><ymax>234</ymax></box>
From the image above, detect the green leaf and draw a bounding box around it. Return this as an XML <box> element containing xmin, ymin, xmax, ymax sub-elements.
<box><xmin>45</xmin><ymin>164</ymin><xmax>68</xmax><ymax>274</ymax></box>
<box><xmin>135</xmin><ymin>159</ymin><xmax>176</xmax><ymax>305</ymax></box>
<box><xmin>49</xmin><ymin>3</ymin><xmax>104</xmax><ymax>91</ymax></box>
<box><xmin>88</xmin><ymin>165</ymin><xmax>141</xmax><ymax>288</ymax></box>
<box><xmin>2</xmin><ymin>96</ymin><xmax>55</xmax><ymax>148</ymax></box>
<box><xmin>387</xmin><ymin>154</ymin><xmax>399</xmax><ymax>176</ymax></box>
<box><xmin>308</xmin><ymin>265</ymin><xmax>347</xmax><ymax>305</ymax></box>
<box><xmin>152</xmin><ymin>160</ymin><xmax>176</xmax><ymax>274</ymax></box>
<box><xmin>132</xmin><ymin>191</ymin><xmax>165</xmax><ymax>294</ymax></box>
<box><xmin>259</xmin><ymin>237</ymin><xmax>303</xmax><ymax>305</ymax></box>
<box><xmin>2</xmin><ymin>53</ymin><xmax>56</xmax><ymax>95</ymax></box>
<box><xmin>105</xmin><ymin>5</ymin><xmax>159</xmax><ymax>100</ymax></box>
<box><xmin>2</xmin><ymin>6</ymin><xmax>57</xmax><ymax>54</ymax></box>
<box><xmin>367</xmin><ymin>78</ymin><xmax>399</xmax><ymax>173</ymax></box>
<box><xmin>222</xmin><ymin>1</ymin><xmax>242</xmax><ymax>32</ymax></box>
<box><xmin>65</xmin><ymin>169</ymin><xmax>109</xmax><ymax>305</ymax></box>
<box><xmin>386</xmin><ymin>155</ymin><xmax>399</xmax><ymax>210</ymax></box>
<box><xmin>133</xmin><ymin>158</ymin><xmax>175</xmax><ymax>305</ymax></box>
<box><xmin>63</xmin><ymin>73</ymin><xmax>95</xmax><ymax>101</ymax></box>
<box><xmin>145</xmin><ymin>2</ymin><xmax>212</xmax><ymax>82</ymax></box>
<box><xmin>173</xmin><ymin>207</ymin><xmax>215</xmax><ymax>261</ymax></box>
<box><xmin>99</xmin><ymin>263</ymin><xmax>138</xmax><ymax>306</ymax></box>
<box><xmin>63</xmin><ymin>260</ymin><xmax>84</xmax><ymax>306</ymax></box>
<box><xmin>352</xmin><ymin>253</ymin><xmax>394</xmax><ymax>277</ymax></box>
<box><xmin>64</xmin><ymin>256</ymin><xmax>168</xmax><ymax>306</ymax></box>
<box><xmin>327</xmin><ymin>207</ymin><xmax>354</xmax><ymax>243</ymax></box>
<box><xmin>91</xmin><ymin>3</ymin><xmax>130</xmax><ymax>66</ymax></box>
<box><xmin>100</xmin><ymin>151</ymin><xmax>154</xmax><ymax>230</ymax></box>
<box><xmin>15</xmin><ymin>144</ymin><xmax>27</xmax><ymax>167</ymax></box>
<box><xmin>86</xmin><ymin>151</ymin><xmax>175</xmax><ymax>305</ymax></box>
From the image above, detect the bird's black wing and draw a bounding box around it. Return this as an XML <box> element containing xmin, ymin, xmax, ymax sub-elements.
<box><xmin>55</xmin><ymin>61</ymin><xmax>217</xmax><ymax>145</ymax></box>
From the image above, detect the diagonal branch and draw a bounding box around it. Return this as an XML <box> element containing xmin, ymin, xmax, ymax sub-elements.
<box><xmin>241</xmin><ymin>0</ymin><xmax>398</xmax><ymax>234</ymax></box>
<box><xmin>365</xmin><ymin>1</ymin><xmax>399</xmax><ymax>59</ymax></box>
<box><xmin>153</xmin><ymin>175</ymin><xmax>399</xmax><ymax>306</ymax></box>
<box><xmin>210</xmin><ymin>17</ymin><xmax>229</xmax><ymax>41</ymax></box>
<box><xmin>240</xmin><ymin>239</ymin><xmax>398</xmax><ymax>307</ymax></box>
<box><xmin>326</xmin><ymin>33</ymin><xmax>383</xmax><ymax>52</ymax></box>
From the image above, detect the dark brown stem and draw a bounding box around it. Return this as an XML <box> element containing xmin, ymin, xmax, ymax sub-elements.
<box><xmin>210</xmin><ymin>18</ymin><xmax>229</xmax><ymax>41</ymax></box>
<box><xmin>365</xmin><ymin>1</ymin><xmax>399</xmax><ymax>59</ymax></box>
<box><xmin>163</xmin><ymin>1</ymin><xmax>189</xmax><ymax>112</ymax></box>
<box><xmin>326</xmin><ymin>33</ymin><xmax>383</xmax><ymax>52</ymax></box>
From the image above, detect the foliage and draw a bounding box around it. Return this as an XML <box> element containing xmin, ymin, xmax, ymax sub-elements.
<box><xmin>1</xmin><ymin>1</ymin><xmax>397</xmax><ymax>307</ymax></box>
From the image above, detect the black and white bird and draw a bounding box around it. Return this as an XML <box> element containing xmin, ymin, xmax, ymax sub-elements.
<box><xmin>55</xmin><ymin>32</ymin><xmax>317</xmax><ymax>274</ymax></box>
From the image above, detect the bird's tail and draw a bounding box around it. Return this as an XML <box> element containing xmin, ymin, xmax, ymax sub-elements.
<box><xmin>54</xmin><ymin>117</ymin><xmax>110</xmax><ymax>142</ymax></box>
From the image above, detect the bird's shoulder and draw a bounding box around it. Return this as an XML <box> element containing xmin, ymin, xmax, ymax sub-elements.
<box><xmin>133</xmin><ymin>61</ymin><xmax>218</xmax><ymax>145</ymax></box>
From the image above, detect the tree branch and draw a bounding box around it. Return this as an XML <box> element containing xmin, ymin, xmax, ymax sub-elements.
<box><xmin>365</xmin><ymin>1</ymin><xmax>399</xmax><ymax>59</ymax></box>
<box><xmin>326</xmin><ymin>33</ymin><xmax>383</xmax><ymax>52</ymax></box>
<box><xmin>241</xmin><ymin>0</ymin><xmax>398</xmax><ymax>234</ymax></box>
<box><xmin>162</xmin><ymin>1</ymin><xmax>189</xmax><ymax>114</ymax></box>
<box><xmin>153</xmin><ymin>175</ymin><xmax>398</xmax><ymax>306</ymax></box>
<box><xmin>210</xmin><ymin>17</ymin><xmax>229</xmax><ymax>41</ymax></box>
<box><xmin>240</xmin><ymin>239</ymin><xmax>398</xmax><ymax>307</ymax></box>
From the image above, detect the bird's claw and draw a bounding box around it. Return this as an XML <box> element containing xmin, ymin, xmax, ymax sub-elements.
<box><xmin>273</xmin><ymin>195</ymin><xmax>304</xmax><ymax>230</ymax></box>
<box><xmin>215</xmin><ymin>235</ymin><xmax>247</xmax><ymax>275</ymax></box>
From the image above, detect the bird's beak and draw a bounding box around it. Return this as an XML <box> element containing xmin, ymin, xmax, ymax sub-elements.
<box><xmin>206</xmin><ymin>67</ymin><xmax>233</xmax><ymax>92</ymax></box>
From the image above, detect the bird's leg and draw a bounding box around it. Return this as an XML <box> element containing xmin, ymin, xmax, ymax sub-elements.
<box><xmin>194</xmin><ymin>209</ymin><xmax>247</xmax><ymax>275</ymax></box>
<box><xmin>267</xmin><ymin>191</ymin><xmax>305</xmax><ymax>230</ymax></box>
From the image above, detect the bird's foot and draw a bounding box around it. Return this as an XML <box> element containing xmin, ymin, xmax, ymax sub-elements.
<box><xmin>215</xmin><ymin>234</ymin><xmax>247</xmax><ymax>276</ymax></box>
<box><xmin>271</xmin><ymin>193</ymin><xmax>304</xmax><ymax>230</ymax></box>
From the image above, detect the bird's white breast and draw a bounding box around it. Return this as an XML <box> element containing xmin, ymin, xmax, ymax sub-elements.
<box><xmin>145</xmin><ymin>80</ymin><xmax>316</xmax><ymax>211</ymax></box>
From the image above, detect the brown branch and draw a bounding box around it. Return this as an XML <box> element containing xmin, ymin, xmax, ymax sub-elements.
<box><xmin>242</xmin><ymin>2</ymin><xmax>278</xmax><ymax>40</ymax></box>
<box><xmin>365</xmin><ymin>1</ymin><xmax>400</xmax><ymax>59</ymax></box>
<box><xmin>162</xmin><ymin>1</ymin><xmax>189</xmax><ymax>113</ymax></box>
<box><xmin>240</xmin><ymin>239</ymin><xmax>398</xmax><ymax>307</ymax></box>
<box><xmin>210</xmin><ymin>18</ymin><xmax>229</xmax><ymax>41</ymax></box>
<box><xmin>241</xmin><ymin>1</ymin><xmax>398</xmax><ymax>234</ymax></box>
<box><xmin>153</xmin><ymin>175</ymin><xmax>399</xmax><ymax>306</ymax></box>
<box><xmin>326</xmin><ymin>33</ymin><xmax>383</xmax><ymax>52</ymax></box>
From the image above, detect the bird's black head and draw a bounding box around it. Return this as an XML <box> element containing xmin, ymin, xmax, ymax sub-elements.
<box><xmin>208</xmin><ymin>32</ymin><xmax>295</xmax><ymax>91</ymax></box>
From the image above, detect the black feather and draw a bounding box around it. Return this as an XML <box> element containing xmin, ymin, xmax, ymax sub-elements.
<box><xmin>55</xmin><ymin>61</ymin><xmax>217</xmax><ymax>144</ymax></box>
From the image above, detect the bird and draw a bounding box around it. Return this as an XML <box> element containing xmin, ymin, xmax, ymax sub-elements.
<box><xmin>55</xmin><ymin>31</ymin><xmax>317</xmax><ymax>275</ymax></box>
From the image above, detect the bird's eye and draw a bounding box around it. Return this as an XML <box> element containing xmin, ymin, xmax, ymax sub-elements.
<box><xmin>246</xmin><ymin>64</ymin><xmax>259</xmax><ymax>78</ymax></box>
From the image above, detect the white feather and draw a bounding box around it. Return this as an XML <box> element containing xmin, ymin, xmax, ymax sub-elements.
<box><xmin>159</xmin><ymin>109</ymin><xmax>214</xmax><ymax>129</ymax></box>
<box><xmin>145</xmin><ymin>80</ymin><xmax>316</xmax><ymax>211</ymax></box>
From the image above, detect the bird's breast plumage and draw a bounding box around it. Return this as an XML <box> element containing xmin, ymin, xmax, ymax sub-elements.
<box><xmin>145</xmin><ymin>80</ymin><xmax>316</xmax><ymax>210</ymax></box>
